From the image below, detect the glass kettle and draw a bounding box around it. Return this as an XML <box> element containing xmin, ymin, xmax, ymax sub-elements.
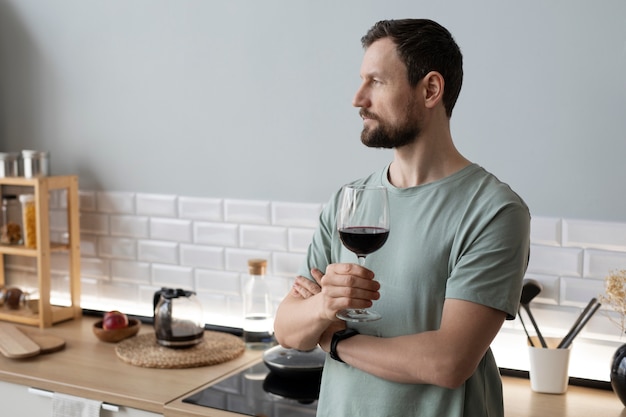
<box><xmin>153</xmin><ymin>288</ymin><xmax>204</xmax><ymax>348</ymax></box>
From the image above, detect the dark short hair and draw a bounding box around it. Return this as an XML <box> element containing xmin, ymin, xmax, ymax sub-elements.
<box><xmin>361</xmin><ymin>19</ymin><xmax>463</xmax><ymax>117</ymax></box>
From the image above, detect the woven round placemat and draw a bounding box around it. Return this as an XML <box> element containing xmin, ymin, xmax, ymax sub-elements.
<box><xmin>115</xmin><ymin>331</ymin><xmax>245</xmax><ymax>369</ymax></box>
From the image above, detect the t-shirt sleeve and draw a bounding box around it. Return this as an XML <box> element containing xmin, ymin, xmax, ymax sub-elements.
<box><xmin>445</xmin><ymin>202</ymin><xmax>531</xmax><ymax>319</ymax></box>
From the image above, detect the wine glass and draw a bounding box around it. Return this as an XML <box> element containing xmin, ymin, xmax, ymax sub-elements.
<box><xmin>336</xmin><ymin>184</ymin><xmax>389</xmax><ymax>322</ymax></box>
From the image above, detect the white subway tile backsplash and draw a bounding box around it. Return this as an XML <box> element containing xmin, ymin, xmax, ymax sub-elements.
<box><xmin>225</xmin><ymin>248</ymin><xmax>272</xmax><ymax>273</ymax></box>
<box><xmin>224</xmin><ymin>199</ymin><xmax>271</xmax><ymax>224</ymax></box>
<box><xmin>583</xmin><ymin>249</ymin><xmax>626</xmax><ymax>279</ymax></box>
<box><xmin>79</xmin><ymin>277</ymin><xmax>99</xmax><ymax>300</ymax></box>
<box><xmin>196</xmin><ymin>292</ymin><xmax>232</xmax><ymax>324</ymax></box>
<box><xmin>178</xmin><ymin>197</ymin><xmax>223</xmax><ymax>221</ymax></box>
<box><xmin>564</xmin><ymin>219</ymin><xmax>626</xmax><ymax>251</ymax></box>
<box><xmin>560</xmin><ymin>276</ymin><xmax>605</xmax><ymax>306</ymax></box>
<box><xmin>138</xmin><ymin>240</ymin><xmax>179</xmax><ymax>264</ymax></box>
<box><xmin>80</xmin><ymin>234</ymin><xmax>98</xmax><ymax>257</ymax></box>
<box><xmin>194</xmin><ymin>222</ymin><xmax>238</xmax><ymax>247</ymax></box>
<box><xmin>240</xmin><ymin>225</ymin><xmax>288</xmax><ymax>251</ymax></box>
<box><xmin>180</xmin><ymin>244</ymin><xmax>224</xmax><ymax>269</ymax></box>
<box><xmin>98</xmin><ymin>281</ymin><xmax>140</xmax><ymax>305</ymax></box>
<box><xmin>151</xmin><ymin>264</ymin><xmax>194</xmax><ymax>289</ymax></box>
<box><xmin>271</xmin><ymin>202</ymin><xmax>322</xmax><ymax>227</ymax></box>
<box><xmin>530</xmin><ymin>217</ymin><xmax>561</xmax><ymax>246</ymax></box>
<box><xmin>52</xmin><ymin>189</ymin><xmax>68</xmax><ymax>209</ymax></box>
<box><xmin>49</xmin><ymin>209</ymin><xmax>68</xmax><ymax>232</ymax></box>
<box><xmin>50</xmin><ymin>252</ymin><xmax>70</xmax><ymax>274</ymax></box>
<box><xmin>78</xmin><ymin>191</ymin><xmax>96</xmax><ymax>212</ymax></box>
<box><xmin>80</xmin><ymin>212</ymin><xmax>109</xmax><ymax>235</ymax></box>
<box><xmin>272</xmin><ymin>252</ymin><xmax>307</xmax><ymax>278</ymax></box>
<box><xmin>96</xmin><ymin>191</ymin><xmax>135</xmax><ymax>214</ymax></box>
<box><xmin>110</xmin><ymin>215</ymin><xmax>149</xmax><ymax>238</ymax></box>
<box><xmin>98</xmin><ymin>237</ymin><xmax>137</xmax><ymax>260</ymax></box>
<box><xmin>136</xmin><ymin>193</ymin><xmax>178</xmax><ymax>217</ymax></box>
<box><xmin>150</xmin><ymin>218</ymin><xmax>192</xmax><ymax>242</ymax></box>
<box><xmin>527</xmin><ymin>244</ymin><xmax>583</xmax><ymax>277</ymax></box>
<box><xmin>288</xmin><ymin>228</ymin><xmax>315</xmax><ymax>253</ymax></box>
<box><xmin>195</xmin><ymin>269</ymin><xmax>240</xmax><ymax>296</ymax></box>
<box><xmin>139</xmin><ymin>285</ymin><xmax>161</xmax><ymax>308</ymax></box>
<box><xmin>265</xmin><ymin>275</ymin><xmax>291</xmax><ymax>304</ymax></box>
<box><xmin>80</xmin><ymin>257</ymin><xmax>110</xmax><ymax>279</ymax></box>
<box><xmin>111</xmin><ymin>260</ymin><xmax>151</xmax><ymax>284</ymax></box>
<box><xmin>45</xmin><ymin>190</ymin><xmax>626</xmax><ymax>358</ymax></box>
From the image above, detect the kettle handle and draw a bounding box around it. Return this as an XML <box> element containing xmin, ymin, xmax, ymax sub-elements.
<box><xmin>153</xmin><ymin>287</ymin><xmax>167</xmax><ymax>312</ymax></box>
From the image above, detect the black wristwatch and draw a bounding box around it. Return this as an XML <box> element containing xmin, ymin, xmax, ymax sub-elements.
<box><xmin>330</xmin><ymin>328</ymin><xmax>359</xmax><ymax>363</ymax></box>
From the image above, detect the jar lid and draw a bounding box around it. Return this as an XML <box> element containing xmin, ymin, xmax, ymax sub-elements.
<box><xmin>0</xmin><ymin>152</ymin><xmax>19</xmax><ymax>160</ymax></box>
<box><xmin>19</xmin><ymin>194</ymin><xmax>35</xmax><ymax>203</ymax></box>
<box><xmin>21</xmin><ymin>150</ymin><xmax>49</xmax><ymax>158</ymax></box>
<box><xmin>248</xmin><ymin>258</ymin><xmax>267</xmax><ymax>275</ymax></box>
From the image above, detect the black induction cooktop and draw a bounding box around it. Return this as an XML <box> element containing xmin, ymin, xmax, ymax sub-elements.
<box><xmin>183</xmin><ymin>361</ymin><xmax>320</xmax><ymax>416</ymax></box>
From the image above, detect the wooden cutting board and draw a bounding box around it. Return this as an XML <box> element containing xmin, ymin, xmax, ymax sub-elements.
<box><xmin>0</xmin><ymin>322</ymin><xmax>41</xmax><ymax>358</ymax></box>
<box><xmin>19</xmin><ymin>328</ymin><xmax>66</xmax><ymax>354</ymax></box>
<box><xmin>0</xmin><ymin>323</ymin><xmax>66</xmax><ymax>358</ymax></box>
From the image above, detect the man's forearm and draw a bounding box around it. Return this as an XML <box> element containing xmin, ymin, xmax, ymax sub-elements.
<box><xmin>274</xmin><ymin>293</ymin><xmax>332</xmax><ymax>351</ymax></box>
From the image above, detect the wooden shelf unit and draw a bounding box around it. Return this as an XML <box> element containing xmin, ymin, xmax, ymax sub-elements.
<box><xmin>0</xmin><ymin>175</ymin><xmax>81</xmax><ymax>328</ymax></box>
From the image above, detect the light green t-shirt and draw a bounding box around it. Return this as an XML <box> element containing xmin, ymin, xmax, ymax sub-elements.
<box><xmin>298</xmin><ymin>163</ymin><xmax>530</xmax><ymax>417</ymax></box>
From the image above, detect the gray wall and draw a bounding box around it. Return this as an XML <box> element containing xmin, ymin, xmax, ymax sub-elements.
<box><xmin>1</xmin><ymin>0</ymin><xmax>625</xmax><ymax>221</ymax></box>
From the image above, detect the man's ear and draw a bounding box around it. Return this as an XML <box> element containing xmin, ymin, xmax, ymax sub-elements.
<box><xmin>422</xmin><ymin>71</ymin><xmax>445</xmax><ymax>109</ymax></box>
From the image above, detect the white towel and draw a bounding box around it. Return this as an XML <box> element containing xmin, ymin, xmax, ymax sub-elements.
<box><xmin>52</xmin><ymin>392</ymin><xmax>102</xmax><ymax>417</ymax></box>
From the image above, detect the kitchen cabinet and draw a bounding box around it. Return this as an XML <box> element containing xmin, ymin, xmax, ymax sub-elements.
<box><xmin>0</xmin><ymin>175</ymin><xmax>81</xmax><ymax>328</ymax></box>
<box><xmin>0</xmin><ymin>380</ymin><xmax>162</xmax><ymax>417</ymax></box>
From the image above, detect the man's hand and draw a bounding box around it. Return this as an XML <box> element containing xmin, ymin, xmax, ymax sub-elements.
<box><xmin>317</xmin><ymin>263</ymin><xmax>380</xmax><ymax>322</ymax></box>
<box><xmin>290</xmin><ymin>268</ymin><xmax>323</xmax><ymax>298</ymax></box>
<box><xmin>288</xmin><ymin>268</ymin><xmax>347</xmax><ymax>352</ymax></box>
<box><xmin>289</xmin><ymin>264</ymin><xmax>380</xmax><ymax>322</ymax></box>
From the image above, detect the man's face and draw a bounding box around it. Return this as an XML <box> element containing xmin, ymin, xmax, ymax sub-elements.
<box><xmin>353</xmin><ymin>38</ymin><xmax>422</xmax><ymax>149</ymax></box>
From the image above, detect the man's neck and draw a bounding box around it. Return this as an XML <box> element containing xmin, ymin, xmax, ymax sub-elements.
<box><xmin>387</xmin><ymin>131</ymin><xmax>471</xmax><ymax>189</ymax></box>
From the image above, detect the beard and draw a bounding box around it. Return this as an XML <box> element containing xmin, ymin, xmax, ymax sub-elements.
<box><xmin>359</xmin><ymin>103</ymin><xmax>421</xmax><ymax>149</ymax></box>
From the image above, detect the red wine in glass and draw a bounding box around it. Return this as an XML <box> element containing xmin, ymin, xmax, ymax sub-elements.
<box><xmin>336</xmin><ymin>185</ymin><xmax>389</xmax><ymax>322</ymax></box>
<box><xmin>338</xmin><ymin>227</ymin><xmax>389</xmax><ymax>258</ymax></box>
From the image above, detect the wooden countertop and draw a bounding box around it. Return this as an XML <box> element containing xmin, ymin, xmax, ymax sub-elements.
<box><xmin>0</xmin><ymin>317</ymin><xmax>261</xmax><ymax>414</ymax></box>
<box><xmin>502</xmin><ymin>376</ymin><xmax>625</xmax><ymax>417</ymax></box>
<box><xmin>0</xmin><ymin>316</ymin><xmax>624</xmax><ymax>416</ymax></box>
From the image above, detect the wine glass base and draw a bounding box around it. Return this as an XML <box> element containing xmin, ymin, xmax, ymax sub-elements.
<box><xmin>336</xmin><ymin>309</ymin><xmax>381</xmax><ymax>322</ymax></box>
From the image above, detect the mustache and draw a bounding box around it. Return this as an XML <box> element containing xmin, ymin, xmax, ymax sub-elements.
<box><xmin>359</xmin><ymin>109</ymin><xmax>378</xmax><ymax>120</ymax></box>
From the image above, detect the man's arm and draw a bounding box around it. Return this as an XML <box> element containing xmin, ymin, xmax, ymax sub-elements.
<box><xmin>278</xmin><ymin>266</ymin><xmax>506</xmax><ymax>389</ymax></box>
<box><xmin>274</xmin><ymin>264</ymin><xmax>380</xmax><ymax>351</ymax></box>
<box><xmin>318</xmin><ymin>298</ymin><xmax>506</xmax><ymax>389</ymax></box>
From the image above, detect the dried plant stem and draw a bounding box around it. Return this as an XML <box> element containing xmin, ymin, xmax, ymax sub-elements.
<box><xmin>600</xmin><ymin>269</ymin><xmax>626</xmax><ymax>334</ymax></box>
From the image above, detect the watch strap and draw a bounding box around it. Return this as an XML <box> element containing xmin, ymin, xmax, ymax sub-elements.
<box><xmin>330</xmin><ymin>328</ymin><xmax>359</xmax><ymax>363</ymax></box>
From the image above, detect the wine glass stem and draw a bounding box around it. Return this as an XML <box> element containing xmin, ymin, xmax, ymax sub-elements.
<box><xmin>357</xmin><ymin>256</ymin><xmax>366</xmax><ymax>266</ymax></box>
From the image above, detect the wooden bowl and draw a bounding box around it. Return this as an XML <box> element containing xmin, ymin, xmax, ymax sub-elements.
<box><xmin>93</xmin><ymin>318</ymin><xmax>141</xmax><ymax>343</ymax></box>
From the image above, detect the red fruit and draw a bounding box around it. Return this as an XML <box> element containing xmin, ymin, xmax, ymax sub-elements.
<box><xmin>103</xmin><ymin>310</ymin><xmax>129</xmax><ymax>330</ymax></box>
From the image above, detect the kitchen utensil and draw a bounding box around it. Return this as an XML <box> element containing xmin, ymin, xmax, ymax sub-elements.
<box><xmin>556</xmin><ymin>297</ymin><xmax>597</xmax><ymax>349</ymax></box>
<box><xmin>153</xmin><ymin>288</ymin><xmax>204</xmax><ymax>348</ymax></box>
<box><xmin>18</xmin><ymin>328</ymin><xmax>66</xmax><ymax>353</ymax></box>
<box><xmin>262</xmin><ymin>345</ymin><xmax>325</xmax><ymax>377</ymax></box>
<box><xmin>557</xmin><ymin>300</ymin><xmax>601</xmax><ymax>349</ymax></box>
<box><xmin>520</xmin><ymin>279</ymin><xmax>548</xmax><ymax>348</ymax></box>
<box><xmin>518</xmin><ymin>307</ymin><xmax>535</xmax><ymax>347</ymax></box>
<box><xmin>0</xmin><ymin>323</ymin><xmax>41</xmax><ymax>358</ymax></box>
